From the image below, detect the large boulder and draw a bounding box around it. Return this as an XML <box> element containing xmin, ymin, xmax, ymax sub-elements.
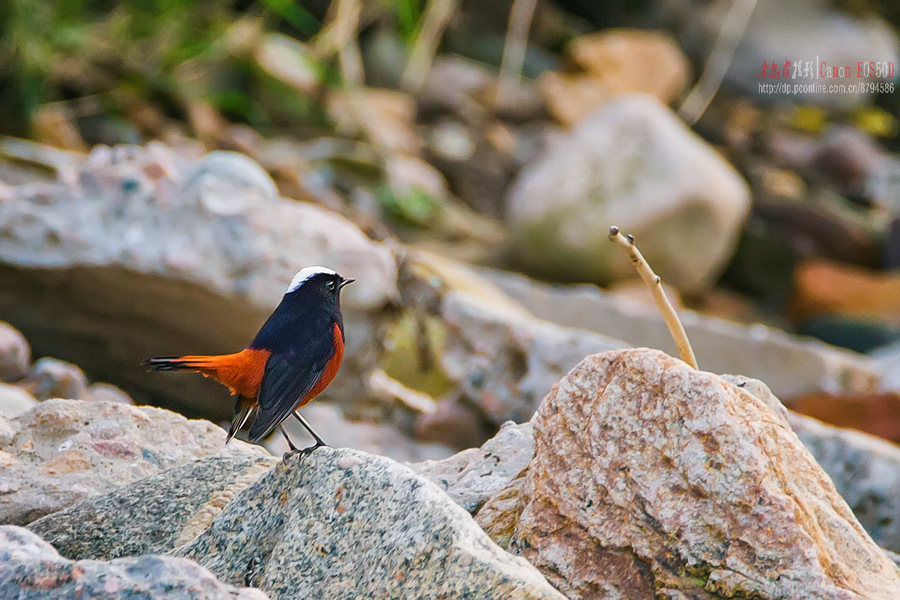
<box><xmin>0</xmin><ymin>399</ymin><xmax>266</xmax><ymax>525</ymax></box>
<box><xmin>24</xmin><ymin>441</ymin><xmax>567</xmax><ymax>599</ymax></box>
<box><xmin>175</xmin><ymin>448</ymin><xmax>566</xmax><ymax>600</ymax></box>
<box><xmin>787</xmin><ymin>411</ymin><xmax>900</xmax><ymax>553</ymax></box>
<box><xmin>0</xmin><ymin>526</ymin><xmax>266</xmax><ymax>600</ymax></box>
<box><xmin>506</xmin><ymin>94</ymin><xmax>750</xmax><ymax>293</ymax></box>
<box><xmin>440</xmin><ymin>291</ymin><xmax>626</xmax><ymax>424</ymax></box>
<box><xmin>473</xmin><ymin>349</ymin><xmax>900</xmax><ymax>599</ymax></box>
<box><xmin>487</xmin><ymin>268</ymin><xmax>878</xmax><ymax>399</ymax></box>
<box><xmin>28</xmin><ymin>453</ymin><xmax>276</xmax><ymax>560</ymax></box>
<box><xmin>0</xmin><ymin>144</ymin><xmax>397</xmax><ymax>418</ymax></box>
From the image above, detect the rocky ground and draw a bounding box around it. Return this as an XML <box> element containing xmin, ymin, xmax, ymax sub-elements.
<box><xmin>2</xmin><ymin>343</ymin><xmax>899</xmax><ymax>598</ymax></box>
<box><xmin>2</xmin><ymin>0</ymin><xmax>900</xmax><ymax>597</ymax></box>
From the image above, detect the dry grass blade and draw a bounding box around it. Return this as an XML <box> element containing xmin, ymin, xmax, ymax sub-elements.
<box><xmin>498</xmin><ymin>0</ymin><xmax>538</xmax><ymax>105</ymax></box>
<box><xmin>400</xmin><ymin>0</ymin><xmax>459</xmax><ymax>93</ymax></box>
<box><xmin>608</xmin><ymin>226</ymin><xmax>698</xmax><ymax>369</ymax></box>
<box><xmin>679</xmin><ymin>0</ymin><xmax>757</xmax><ymax>125</ymax></box>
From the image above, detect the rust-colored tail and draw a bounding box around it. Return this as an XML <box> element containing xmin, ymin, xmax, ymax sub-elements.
<box><xmin>144</xmin><ymin>355</ymin><xmax>219</xmax><ymax>374</ymax></box>
<box><xmin>145</xmin><ymin>349</ymin><xmax>269</xmax><ymax>403</ymax></box>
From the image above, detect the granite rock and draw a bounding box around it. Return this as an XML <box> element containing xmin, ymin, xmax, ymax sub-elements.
<box><xmin>0</xmin><ymin>399</ymin><xmax>267</xmax><ymax>525</ymax></box>
<box><xmin>176</xmin><ymin>447</ymin><xmax>566</xmax><ymax>600</ymax></box>
<box><xmin>0</xmin><ymin>322</ymin><xmax>30</xmax><ymax>383</ymax></box>
<box><xmin>0</xmin><ymin>144</ymin><xmax>397</xmax><ymax>419</ymax></box>
<box><xmin>441</xmin><ymin>290</ymin><xmax>626</xmax><ymax>425</ymax></box>
<box><xmin>412</xmin><ymin>420</ymin><xmax>535</xmax><ymax>514</ymax></box>
<box><xmin>487</xmin><ymin>268</ymin><xmax>878</xmax><ymax>399</ymax></box>
<box><xmin>28</xmin><ymin>453</ymin><xmax>276</xmax><ymax>560</ymax></box>
<box><xmin>0</xmin><ymin>525</ymin><xmax>267</xmax><ymax>600</ymax></box>
<box><xmin>476</xmin><ymin>349</ymin><xmax>900</xmax><ymax>599</ymax></box>
<box><xmin>506</xmin><ymin>94</ymin><xmax>750</xmax><ymax>293</ymax></box>
<box><xmin>786</xmin><ymin>411</ymin><xmax>900</xmax><ymax>554</ymax></box>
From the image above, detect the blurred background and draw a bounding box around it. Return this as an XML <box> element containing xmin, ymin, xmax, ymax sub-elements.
<box><xmin>0</xmin><ymin>0</ymin><xmax>899</xmax><ymax>458</ymax></box>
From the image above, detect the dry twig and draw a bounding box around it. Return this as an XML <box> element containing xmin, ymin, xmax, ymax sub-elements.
<box><xmin>608</xmin><ymin>226</ymin><xmax>698</xmax><ymax>369</ymax></box>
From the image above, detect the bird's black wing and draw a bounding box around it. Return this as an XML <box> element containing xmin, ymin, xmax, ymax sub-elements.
<box><xmin>247</xmin><ymin>352</ymin><xmax>327</xmax><ymax>442</ymax></box>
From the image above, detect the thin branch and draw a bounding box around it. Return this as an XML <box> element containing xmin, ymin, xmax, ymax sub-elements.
<box><xmin>678</xmin><ymin>0</ymin><xmax>757</xmax><ymax>125</ymax></box>
<box><xmin>400</xmin><ymin>0</ymin><xmax>459</xmax><ymax>93</ymax></box>
<box><xmin>608</xmin><ymin>226</ymin><xmax>698</xmax><ymax>369</ymax></box>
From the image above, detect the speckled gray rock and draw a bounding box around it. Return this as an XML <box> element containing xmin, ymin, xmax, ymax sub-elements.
<box><xmin>412</xmin><ymin>420</ymin><xmax>535</xmax><ymax>514</ymax></box>
<box><xmin>787</xmin><ymin>411</ymin><xmax>900</xmax><ymax>554</ymax></box>
<box><xmin>176</xmin><ymin>447</ymin><xmax>566</xmax><ymax>600</ymax></box>
<box><xmin>29</xmin><ymin>453</ymin><xmax>276</xmax><ymax>560</ymax></box>
<box><xmin>0</xmin><ymin>399</ymin><xmax>267</xmax><ymax>525</ymax></box>
<box><xmin>0</xmin><ymin>525</ymin><xmax>267</xmax><ymax>600</ymax></box>
<box><xmin>476</xmin><ymin>349</ymin><xmax>900</xmax><ymax>599</ymax></box>
<box><xmin>487</xmin><ymin>268</ymin><xmax>878</xmax><ymax>399</ymax></box>
<box><xmin>0</xmin><ymin>143</ymin><xmax>396</xmax><ymax>419</ymax></box>
<box><xmin>0</xmin><ymin>321</ymin><xmax>30</xmax><ymax>383</ymax></box>
<box><xmin>441</xmin><ymin>291</ymin><xmax>626</xmax><ymax>424</ymax></box>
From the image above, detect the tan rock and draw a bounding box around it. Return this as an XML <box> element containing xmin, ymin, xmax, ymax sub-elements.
<box><xmin>541</xmin><ymin>29</ymin><xmax>690</xmax><ymax>127</ymax></box>
<box><xmin>506</xmin><ymin>94</ymin><xmax>750</xmax><ymax>294</ymax></box>
<box><xmin>0</xmin><ymin>384</ymin><xmax>38</xmax><ymax>418</ymax></box>
<box><xmin>0</xmin><ymin>322</ymin><xmax>30</xmax><ymax>383</ymax></box>
<box><xmin>477</xmin><ymin>348</ymin><xmax>900</xmax><ymax>599</ymax></box>
<box><xmin>569</xmin><ymin>29</ymin><xmax>690</xmax><ymax>104</ymax></box>
<box><xmin>21</xmin><ymin>357</ymin><xmax>87</xmax><ymax>401</ymax></box>
<box><xmin>0</xmin><ymin>399</ymin><xmax>267</xmax><ymax>525</ymax></box>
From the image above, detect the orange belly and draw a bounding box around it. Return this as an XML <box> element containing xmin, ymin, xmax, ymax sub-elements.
<box><xmin>297</xmin><ymin>322</ymin><xmax>345</xmax><ymax>408</ymax></box>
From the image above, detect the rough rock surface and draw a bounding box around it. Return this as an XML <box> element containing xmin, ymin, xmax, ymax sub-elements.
<box><xmin>487</xmin><ymin>269</ymin><xmax>878</xmax><ymax>398</ymax></box>
<box><xmin>441</xmin><ymin>290</ymin><xmax>626</xmax><ymax>424</ymax></box>
<box><xmin>413</xmin><ymin>420</ymin><xmax>535</xmax><ymax>514</ymax></box>
<box><xmin>787</xmin><ymin>411</ymin><xmax>900</xmax><ymax>553</ymax></box>
<box><xmin>0</xmin><ymin>144</ymin><xmax>397</xmax><ymax>418</ymax></box>
<box><xmin>176</xmin><ymin>447</ymin><xmax>566</xmax><ymax>600</ymax></box>
<box><xmin>0</xmin><ymin>526</ymin><xmax>267</xmax><ymax>600</ymax></box>
<box><xmin>0</xmin><ymin>321</ymin><xmax>30</xmax><ymax>383</ymax></box>
<box><xmin>475</xmin><ymin>349</ymin><xmax>900</xmax><ymax>599</ymax></box>
<box><xmin>0</xmin><ymin>399</ymin><xmax>266</xmax><ymax>525</ymax></box>
<box><xmin>29</xmin><ymin>454</ymin><xmax>276</xmax><ymax>560</ymax></box>
<box><xmin>506</xmin><ymin>94</ymin><xmax>750</xmax><ymax>293</ymax></box>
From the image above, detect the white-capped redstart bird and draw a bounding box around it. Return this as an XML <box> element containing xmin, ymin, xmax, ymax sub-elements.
<box><xmin>146</xmin><ymin>266</ymin><xmax>353</xmax><ymax>452</ymax></box>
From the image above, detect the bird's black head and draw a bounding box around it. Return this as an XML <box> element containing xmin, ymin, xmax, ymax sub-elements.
<box><xmin>284</xmin><ymin>266</ymin><xmax>354</xmax><ymax>311</ymax></box>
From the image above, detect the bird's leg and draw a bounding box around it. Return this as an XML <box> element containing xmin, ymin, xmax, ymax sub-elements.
<box><xmin>280</xmin><ymin>424</ymin><xmax>300</xmax><ymax>462</ymax></box>
<box><xmin>292</xmin><ymin>412</ymin><xmax>327</xmax><ymax>452</ymax></box>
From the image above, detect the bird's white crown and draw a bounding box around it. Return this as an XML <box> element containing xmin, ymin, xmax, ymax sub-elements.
<box><xmin>286</xmin><ymin>266</ymin><xmax>338</xmax><ymax>293</ymax></box>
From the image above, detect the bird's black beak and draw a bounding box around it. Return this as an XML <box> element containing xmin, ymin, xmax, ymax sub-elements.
<box><xmin>339</xmin><ymin>277</ymin><xmax>355</xmax><ymax>289</ymax></box>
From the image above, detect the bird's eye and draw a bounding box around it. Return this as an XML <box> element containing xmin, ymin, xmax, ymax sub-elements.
<box><xmin>326</xmin><ymin>280</ymin><xmax>336</xmax><ymax>292</ymax></box>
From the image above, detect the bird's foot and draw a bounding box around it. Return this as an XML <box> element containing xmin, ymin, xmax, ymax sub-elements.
<box><xmin>282</xmin><ymin>441</ymin><xmax>327</xmax><ymax>464</ymax></box>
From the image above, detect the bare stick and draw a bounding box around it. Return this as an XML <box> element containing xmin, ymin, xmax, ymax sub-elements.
<box><xmin>678</xmin><ymin>0</ymin><xmax>757</xmax><ymax>125</ymax></box>
<box><xmin>400</xmin><ymin>0</ymin><xmax>459</xmax><ymax>93</ymax></box>
<box><xmin>608</xmin><ymin>226</ymin><xmax>698</xmax><ymax>369</ymax></box>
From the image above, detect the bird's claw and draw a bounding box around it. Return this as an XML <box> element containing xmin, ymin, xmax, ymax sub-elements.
<box><xmin>281</xmin><ymin>442</ymin><xmax>327</xmax><ymax>464</ymax></box>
